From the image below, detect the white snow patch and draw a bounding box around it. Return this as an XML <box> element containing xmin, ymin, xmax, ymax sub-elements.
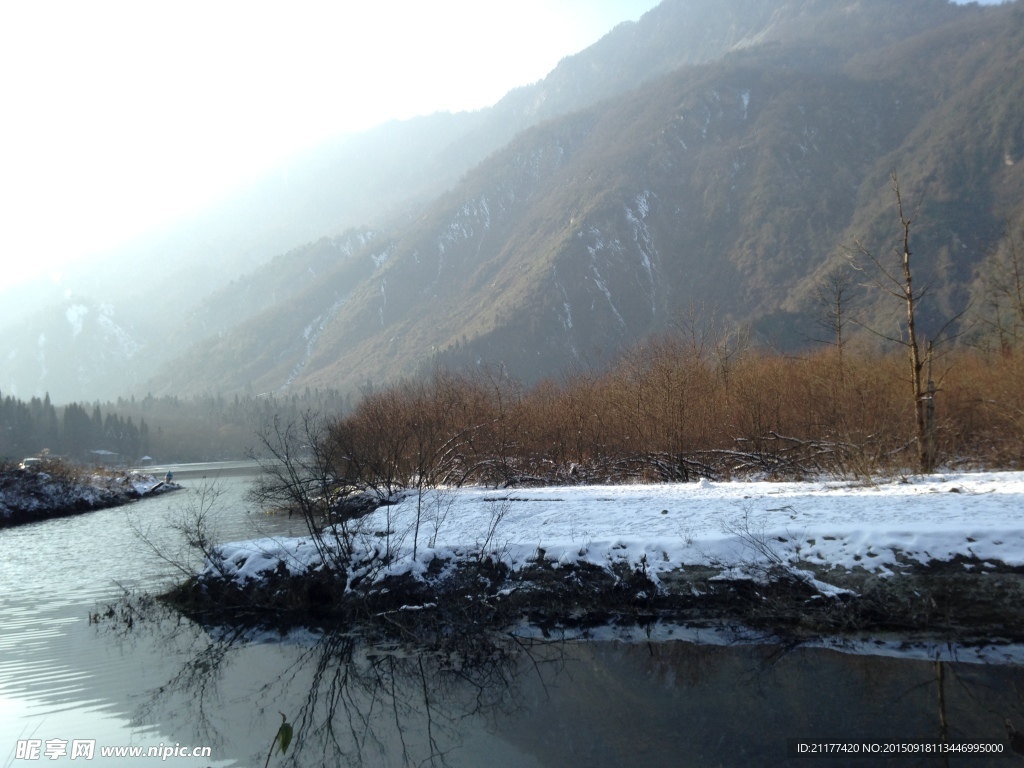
<box><xmin>590</xmin><ymin>265</ymin><xmax>626</xmax><ymax>329</ymax></box>
<box><xmin>97</xmin><ymin>313</ymin><xmax>142</xmax><ymax>358</ymax></box>
<box><xmin>206</xmin><ymin>472</ymin><xmax>1024</xmax><ymax>630</ymax></box>
<box><xmin>625</xmin><ymin>192</ymin><xmax>657</xmax><ymax>305</ymax></box>
<box><xmin>634</xmin><ymin>191</ymin><xmax>650</xmax><ymax>219</ymax></box>
<box><xmin>282</xmin><ymin>295</ymin><xmax>348</xmax><ymax>390</ymax></box>
<box><xmin>371</xmin><ymin>245</ymin><xmax>393</xmax><ymax>269</ymax></box>
<box><xmin>66</xmin><ymin>305</ymin><xmax>89</xmax><ymax>337</ymax></box>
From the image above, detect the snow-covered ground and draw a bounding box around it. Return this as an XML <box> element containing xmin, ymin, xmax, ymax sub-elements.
<box><xmin>0</xmin><ymin>468</ymin><xmax>176</xmax><ymax>524</ymax></box>
<box><xmin>209</xmin><ymin>471</ymin><xmax>1024</xmax><ymax>588</ymax></box>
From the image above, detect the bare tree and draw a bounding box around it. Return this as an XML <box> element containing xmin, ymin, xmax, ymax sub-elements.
<box><xmin>850</xmin><ymin>173</ymin><xmax>966</xmax><ymax>474</ymax></box>
<box><xmin>813</xmin><ymin>264</ymin><xmax>855</xmax><ymax>376</ymax></box>
<box><xmin>127</xmin><ymin>480</ymin><xmax>229</xmax><ymax>579</ymax></box>
<box><xmin>248</xmin><ymin>411</ymin><xmax>361</xmax><ymax>567</ymax></box>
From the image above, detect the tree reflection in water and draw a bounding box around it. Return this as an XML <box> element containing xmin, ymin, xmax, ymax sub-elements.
<box><xmin>257</xmin><ymin>629</ymin><xmax>554</xmax><ymax>767</ymax></box>
<box><xmin>98</xmin><ymin>602</ymin><xmax>1024</xmax><ymax>767</ymax></box>
<box><xmin>103</xmin><ymin>601</ymin><xmax>565</xmax><ymax>767</ymax></box>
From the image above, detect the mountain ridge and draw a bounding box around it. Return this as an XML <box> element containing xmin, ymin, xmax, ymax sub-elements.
<box><xmin>2</xmin><ymin>0</ymin><xmax>1020</xmax><ymax>402</ymax></box>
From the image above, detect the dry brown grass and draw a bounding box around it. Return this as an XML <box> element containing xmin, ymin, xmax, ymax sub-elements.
<box><xmin>326</xmin><ymin>337</ymin><xmax>1024</xmax><ymax>486</ymax></box>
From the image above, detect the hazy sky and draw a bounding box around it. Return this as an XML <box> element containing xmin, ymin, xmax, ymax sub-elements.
<box><xmin>0</xmin><ymin>0</ymin><xmax>661</xmax><ymax>293</ymax></box>
<box><xmin>0</xmin><ymin>0</ymin><xmax>1005</xmax><ymax>295</ymax></box>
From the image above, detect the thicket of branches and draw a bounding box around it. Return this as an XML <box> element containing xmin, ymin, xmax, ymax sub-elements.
<box><xmin>320</xmin><ymin>336</ymin><xmax>1024</xmax><ymax>490</ymax></box>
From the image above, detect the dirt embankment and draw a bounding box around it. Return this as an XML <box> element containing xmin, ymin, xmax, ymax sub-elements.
<box><xmin>163</xmin><ymin>553</ymin><xmax>1024</xmax><ymax>644</ymax></box>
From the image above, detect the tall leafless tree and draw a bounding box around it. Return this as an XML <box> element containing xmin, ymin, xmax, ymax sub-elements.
<box><xmin>850</xmin><ymin>173</ymin><xmax>964</xmax><ymax>474</ymax></box>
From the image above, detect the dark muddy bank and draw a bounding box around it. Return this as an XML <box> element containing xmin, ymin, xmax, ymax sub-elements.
<box><xmin>163</xmin><ymin>552</ymin><xmax>1024</xmax><ymax>645</ymax></box>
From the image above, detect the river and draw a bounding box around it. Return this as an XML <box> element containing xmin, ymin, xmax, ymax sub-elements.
<box><xmin>2</xmin><ymin>465</ymin><xmax>1022</xmax><ymax>766</ymax></box>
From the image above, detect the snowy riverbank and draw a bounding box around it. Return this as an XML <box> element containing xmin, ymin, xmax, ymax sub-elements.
<box><xmin>174</xmin><ymin>471</ymin><xmax>1024</xmax><ymax>639</ymax></box>
<box><xmin>0</xmin><ymin>465</ymin><xmax>181</xmax><ymax>527</ymax></box>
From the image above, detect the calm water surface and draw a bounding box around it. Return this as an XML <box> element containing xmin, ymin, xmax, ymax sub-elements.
<box><xmin>1</xmin><ymin>467</ymin><xmax>1022</xmax><ymax>767</ymax></box>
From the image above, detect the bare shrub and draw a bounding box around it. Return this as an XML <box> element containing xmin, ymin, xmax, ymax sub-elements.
<box><xmin>128</xmin><ymin>480</ymin><xmax>228</xmax><ymax>580</ymax></box>
<box><xmin>249</xmin><ymin>411</ymin><xmax>369</xmax><ymax>567</ymax></box>
<box><xmin>319</xmin><ymin>323</ymin><xmax>1023</xmax><ymax>493</ymax></box>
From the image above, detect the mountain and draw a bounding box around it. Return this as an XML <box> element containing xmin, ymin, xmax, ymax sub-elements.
<box><xmin>3</xmin><ymin>0</ymin><xmax>1022</xmax><ymax>403</ymax></box>
<box><xmin>1</xmin><ymin>299</ymin><xmax>146</xmax><ymax>401</ymax></box>
<box><xmin>3</xmin><ymin>0</ymin><xmax>776</xmax><ymax>402</ymax></box>
<box><xmin>140</xmin><ymin>0</ymin><xmax>1024</xmax><ymax>398</ymax></box>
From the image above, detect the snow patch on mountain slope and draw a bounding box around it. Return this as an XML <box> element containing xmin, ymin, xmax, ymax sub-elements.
<box><xmin>282</xmin><ymin>295</ymin><xmax>349</xmax><ymax>391</ymax></box>
<box><xmin>371</xmin><ymin>245</ymin><xmax>394</xmax><ymax>269</ymax></box>
<box><xmin>625</xmin><ymin>191</ymin><xmax>658</xmax><ymax>314</ymax></box>
<box><xmin>589</xmin><ymin>264</ymin><xmax>626</xmax><ymax>329</ymax></box>
<box><xmin>97</xmin><ymin>310</ymin><xmax>143</xmax><ymax>359</ymax></box>
<box><xmin>66</xmin><ymin>305</ymin><xmax>89</xmax><ymax>338</ymax></box>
